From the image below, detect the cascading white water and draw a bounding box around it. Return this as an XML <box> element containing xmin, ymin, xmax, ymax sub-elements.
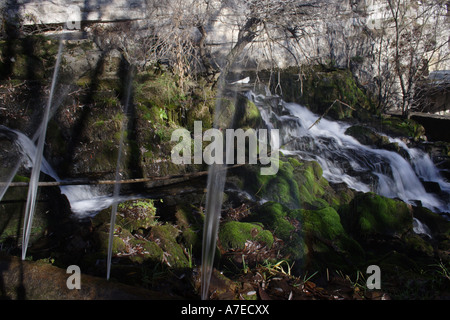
<box><xmin>247</xmin><ymin>91</ymin><xmax>450</xmax><ymax>214</ymax></box>
<box><xmin>0</xmin><ymin>125</ymin><xmax>135</xmax><ymax>220</ymax></box>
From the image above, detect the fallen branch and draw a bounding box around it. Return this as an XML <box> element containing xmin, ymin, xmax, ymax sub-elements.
<box><xmin>308</xmin><ymin>99</ymin><xmax>355</xmax><ymax>130</ymax></box>
<box><xmin>1</xmin><ymin>163</ymin><xmax>248</xmax><ymax>188</ymax></box>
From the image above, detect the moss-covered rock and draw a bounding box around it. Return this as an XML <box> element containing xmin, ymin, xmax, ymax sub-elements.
<box><xmin>175</xmin><ymin>204</ymin><xmax>203</xmax><ymax>253</ymax></box>
<box><xmin>263</xmin><ymin>65</ymin><xmax>377</xmax><ymax>120</ymax></box>
<box><xmin>149</xmin><ymin>224</ymin><xmax>189</xmax><ymax>269</ymax></box>
<box><xmin>0</xmin><ymin>36</ymin><xmax>60</xmax><ymax>81</ymax></box>
<box><xmin>250</xmin><ymin>202</ymin><xmax>296</xmax><ymax>240</ymax></box>
<box><xmin>339</xmin><ymin>192</ymin><xmax>413</xmax><ymax>239</ymax></box>
<box><xmin>233</xmin><ymin>94</ymin><xmax>263</xmax><ymax>130</ymax></box>
<box><xmin>116</xmin><ymin>199</ymin><xmax>158</xmax><ymax>233</ymax></box>
<box><xmin>218</xmin><ymin>221</ymin><xmax>274</xmax><ymax>251</ymax></box>
<box><xmin>241</xmin><ymin>156</ymin><xmax>342</xmax><ymax>210</ymax></box>
<box><xmin>294</xmin><ymin>206</ymin><xmax>365</xmax><ymax>271</ymax></box>
<box><xmin>248</xmin><ymin>201</ymin><xmax>305</xmax><ymax>264</ymax></box>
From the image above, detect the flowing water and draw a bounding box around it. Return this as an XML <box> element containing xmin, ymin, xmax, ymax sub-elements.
<box><xmin>247</xmin><ymin>90</ymin><xmax>450</xmax><ymax>214</ymax></box>
<box><xmin>0</xmin><ymin>125</ymin><xmax>132</xmax><ymax>218</ymax></box>
<box><xmin>2</xmin><ymin>60</ymin><xmax>449</xmax><ymax>294</ymax></box>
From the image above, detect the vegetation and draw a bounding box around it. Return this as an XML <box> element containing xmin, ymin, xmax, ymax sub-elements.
<box><xmin>0</xmin><ymin>1</ymin><xmax>449</xmax><ymax>300</ymax></box>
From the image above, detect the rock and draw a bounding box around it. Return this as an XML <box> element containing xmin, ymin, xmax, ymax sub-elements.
<box><xmin>422</xmin><ymin>181</ymin><xmax>442</xmax><ymax>194</ymax></box>
<box><xmin>339</xmin><ymin>192</ymin><xmax>413</xmax><ymax>239</ymax></box>
<box><xmin>218</xmin><ymin>221</ymin><xmax>274</xmax><ymax>251</ymax></box>
<box><xmin>240</xmin><ymin>156</ymin><xmax>342</xmax><ymax>210</ymax></box>
<box><xmin>345</xmin><ymin>125</ymin><xmax>389</xmax><ymax>147</ymax></box>
<box><xmin>0</xmin><ymin>253</ymin><xmax>176</xmax><ymax>300</ymax></box>
<box><xmin>412</xmin><ymin>206</ymin><xmax>450</xmax><ymax>241</ymax></box>
<box><xmin>115</xmin><ymin>199</ymin><xmax>158</xmax><ymax>233</ymax></box>
<box><xmin>0</xmin><ymin>177</ymin><xmax>72</xmax><ymax>255</ymax></box>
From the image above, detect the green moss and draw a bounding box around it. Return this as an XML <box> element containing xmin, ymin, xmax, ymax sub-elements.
<box><xmin>128</xmin><ymin>240</ymin><xmax>164</xmax><ymax>264</ymax></box>
<box><xmin>265</xmin><ymin>65</ymin><xmax>377</xmax><ymax>120</ymax></box>
<box><xmin>251</xmin><ymin>202</ymin><xmax>295</xmax><ymax>241</ymax></box>
<box><xmin>175</xmin><ymin>205</ymin><xmax>203</xmax><ymax>252</ymax></box>
<box><xmin>150</xmin><ymin>224</ymin><xmax>189</xmax><ymax>268</ymax></box>
<box><xmin>242</xmin><ymin>156</ymin><xmax>341</xmax><ymax>210</ymax></box>
<box><xmin>403</xmin><ymin>234</ymin><xmax>434</xmax><ymax>257</ymax></box>
<box><xmin>339</xmin><ymin>192</ymin><xmax>412</xmax><ymax>238</ymax></box>
<box><xmin>291</xmin><ymin>206</ymin><xmax>365</xmax><ymax>271</ymax></box>
<box><xmin>134</xmin><ymin>71</ymin><xmax>187</xmax><ymax>112</ymax></box>
<box><xmin>12</xmin><ymin>175</ymin><xmax>30</xmax><ymax>183</ymax></box>
<box><xmin>0</xmin><ymin>36</ymin><xmax>59</xmax><ymax>80</ymax></box>
<box><xmin>219</xmin><ymin>221</ymin><xmax>274</xmax><ymax>251</ymax></box>
<box><xmin>233</xmin><ymin>95</ymin><xmax>262</xmax><ymax>129</ymax></box>
<box><xmin>116</xmin><ymin>199</ymin><xmax>158</xmax><ymax>232</ymax></box>
<box><xmin>250</xmin><ymin>159</ymin><xmax>301</xmax><ymax>209</ymax></box>
<box><xmin>96</xmin><ymin>227</ymin><xmax>132</xmax><ymax>256</ymax></box>
<box><xmin>380</xmin><ymin>116</ymin><xmax>426</xmax><ymax>140</ymax></box>
<box><xmin>301</xmin><ymin>207</ymin><xmax>345</xmax><ymax>239</ymax></box>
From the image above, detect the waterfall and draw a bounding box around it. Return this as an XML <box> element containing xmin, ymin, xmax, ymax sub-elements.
<box><xmin>247</xmin><ymin>91</ymin><xmax>450</xmax><ymax>214</ymax></box>
<box><xmin>0</xmin><ymin>125</ymin><xmax>133</xmax><ymax>220</ymax></box>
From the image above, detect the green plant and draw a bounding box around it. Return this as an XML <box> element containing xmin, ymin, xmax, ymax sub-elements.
<box><xmin>242</xmin><ymin>254</ymin><xmax>249</xmax><ymax>274</ymax></box>
<box><xmin>185</xmin><ymin>244</ymin><xmax>194</xmax><ymax>269</ymax></box>
<box><xmin>302</xmin><ymin>270</ymin><xmax>319</xmax><ymax>283</ymax></box>
<box><xmin>430</xmin><ymin>260</ymin><xmax>450</xmax><ymax>281</ymax></box>
<box><xmin>259</xmin><ymin>259</ymin><xmax>295</xmax><ymax>277</ymax></box>
<box><xmin>336</xmin><ymin>269</ymin><xmax>368</xmax><ymax>290</ymax></box>
<box><xmin>158</xmin><ymin>108</ymin><xmax>168</xmax><ymax>121</ymax></box>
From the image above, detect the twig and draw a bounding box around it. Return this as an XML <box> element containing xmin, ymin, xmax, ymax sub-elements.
<box><xmin>308</xmin><ymin>99</ymin><xmax>355</xmax><ymax>130</ymax></box>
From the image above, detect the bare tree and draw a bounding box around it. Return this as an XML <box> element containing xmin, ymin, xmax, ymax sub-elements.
<box><xmin>89</xmin><ymin>0</ymin><xmax>334</xmax><ymax>93</ymax></box>
<box><xmin>378</xmin><ymin>0</ymin><xmax>450</xmax><ymax>116</ymax></box>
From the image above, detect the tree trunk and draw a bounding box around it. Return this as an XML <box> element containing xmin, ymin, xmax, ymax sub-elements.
<box><xmin>213</xmin><ymin>18</ymin><xmax>261</xmax><ymax>90</ymax></box>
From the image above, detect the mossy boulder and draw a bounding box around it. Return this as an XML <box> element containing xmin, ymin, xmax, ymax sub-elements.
<box><xmin>339</xmin><ymin>192</ymin><xmax>413</xmax><ymax>239</ymax></box>
<box><xmin>248</xmin><ymin>201</ymin><xmax>364</xmax><ymax>272</ymax></box>
<box><xmin>116</xmin><ymin>199</ymin><xmax>158</xmax><ymax>233</ymax></box>
<box><xmin>149</xmin><ymin>224</ymin><xmax>189</xmax><ymax>268</ymax></box>
<box><xmin>218</xmin><ymin>221</ymin><xmax>274</xmax><ymax>251</ymax></box>
<box><xmin>242</xmin><ymin>156</ymin><xmax>342</xmax><ymax>210</ymax></box>
<box><xmin>91</xmin><ymin>201</ymin><xmax>189</xmax><ymax>268</ymax></box>
<box><xmin>294</xmin><ymin>206</ymin><xmax>365</xmax><ymax>271</ymax></box>
<box><xmin>251</xmin><ymin>159</ymin><xmax>302</xmax><ymax>209</ymax></box>
<box><xmin>175</xmin><ymin>204</ymin><xmax>203</xmax><ymax>253</ymax></box>
<box><xmin>249</xmin><ymin>201</ymin><xmax>303</xmax><ymax>262</ymax></box>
